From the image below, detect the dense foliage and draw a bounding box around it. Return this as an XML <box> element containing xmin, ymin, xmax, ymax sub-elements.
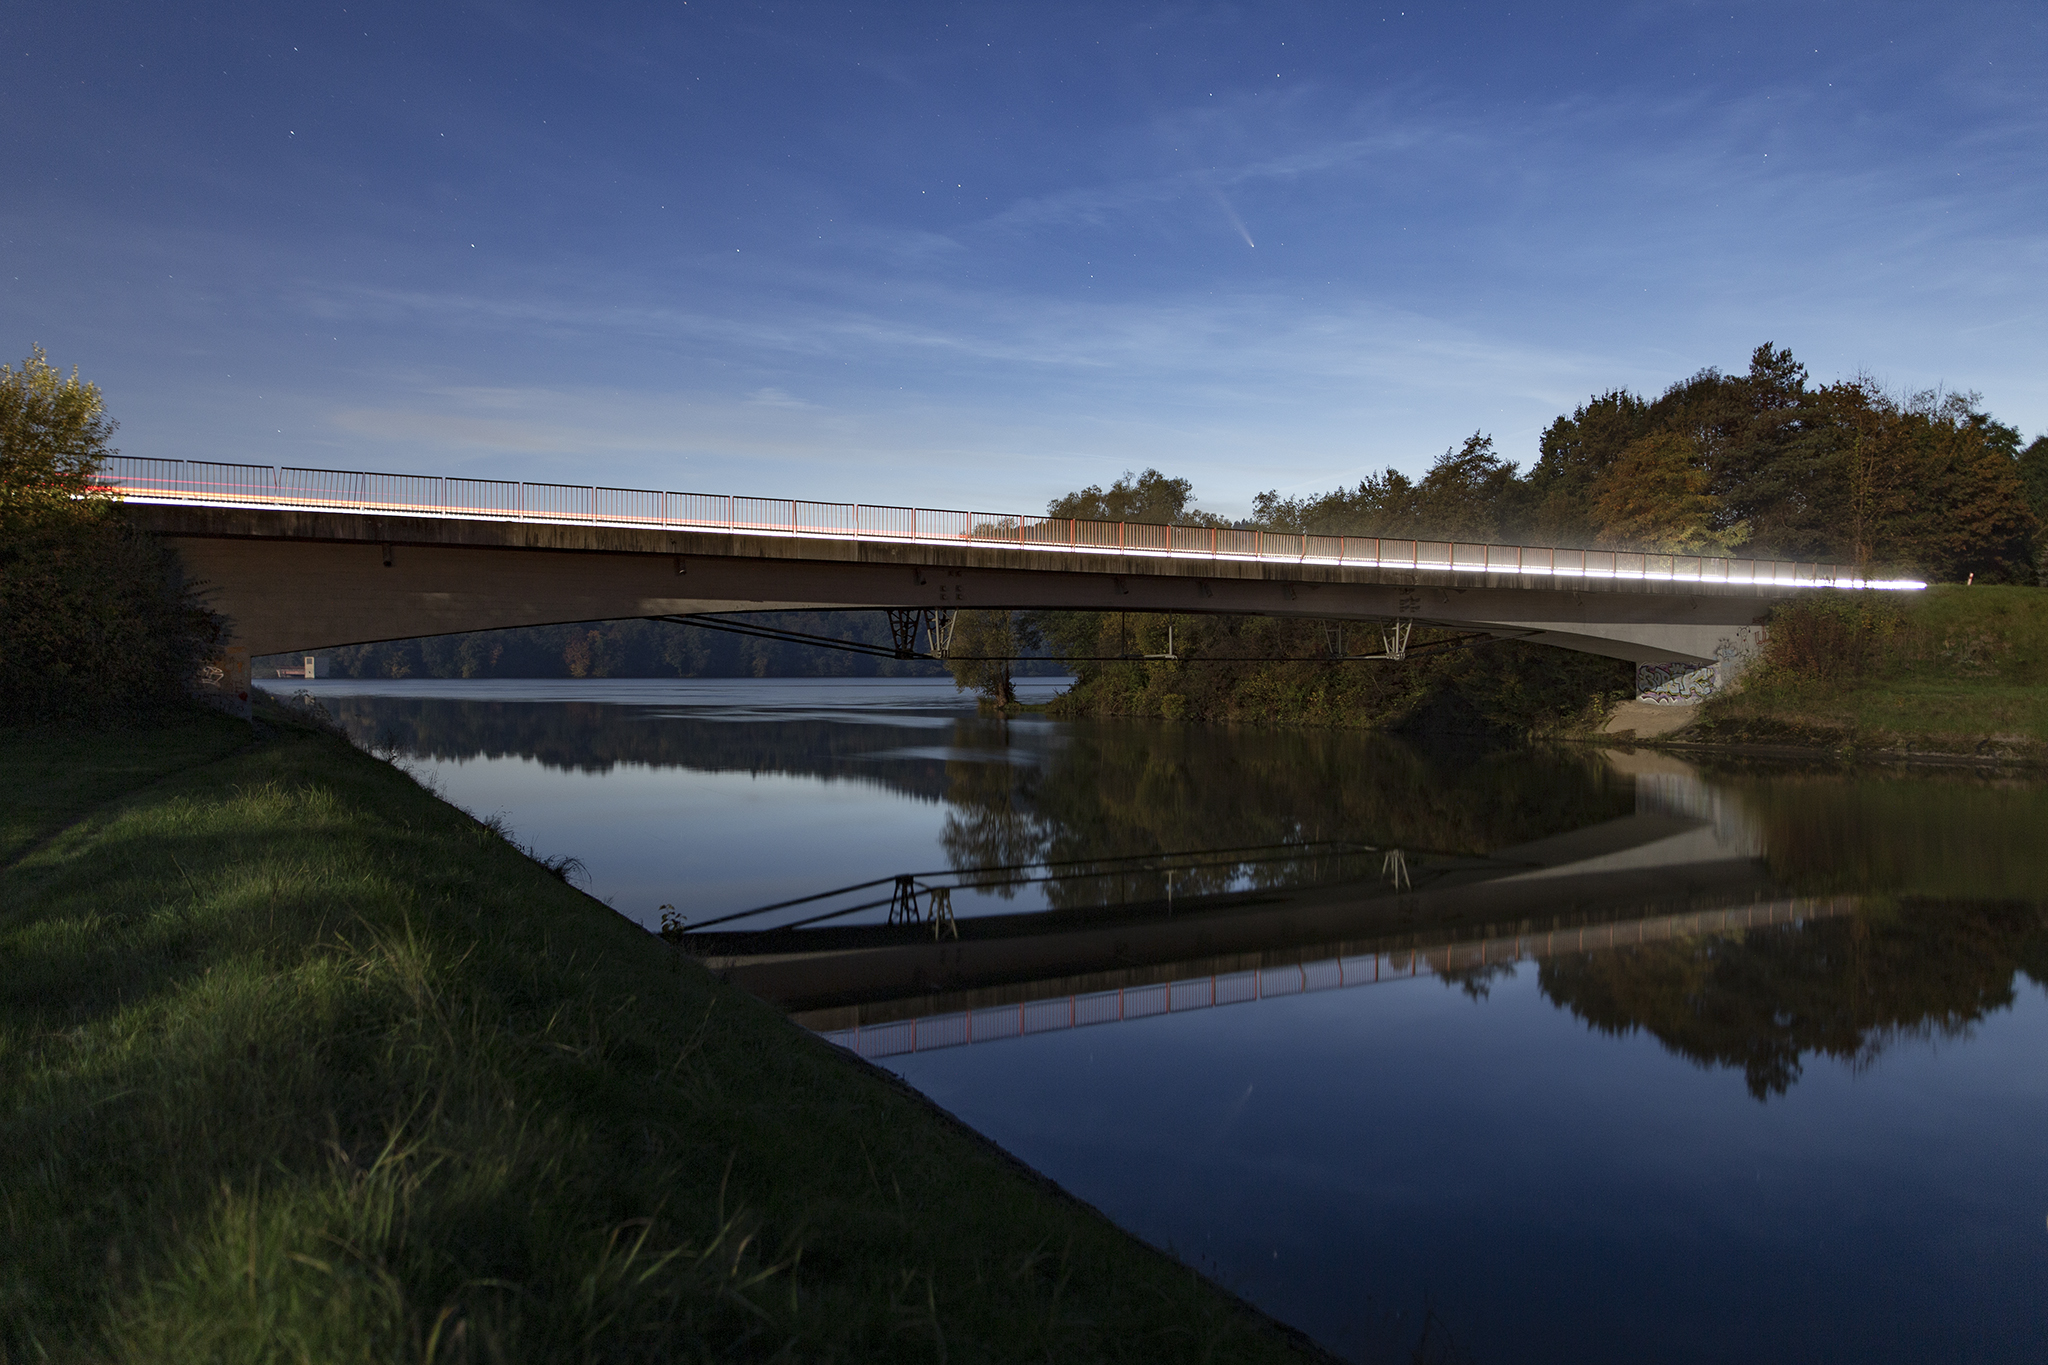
<box><xmin>1255</xmin><ymin>344</ymin><xmax>2040</xmax><ymax>583</ymax></box>
<box><xmin>0</xmin><ymin>348</ymin><xmax>219</xmax><ymax>725</ymax></box>
<box><xmin>1690</xmin><ymin>585</ymin><xmax>2048</xmax><ymax>755</ymax></box>
<box><xmin>1045</xmin><ymin>467</ymin><xmax>1228</xmax><ymax>527</ymax></box>
<box><xmin>1541</xmin><ymin>897</ymin><xmax>2047</xmax><ymax>1100</ymax></box>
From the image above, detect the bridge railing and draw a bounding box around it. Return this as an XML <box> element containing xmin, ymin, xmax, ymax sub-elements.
<box><xmin>98</xmin><ymin>456</ymin><xmax>1919</xmax><ymax>590</ymax></box>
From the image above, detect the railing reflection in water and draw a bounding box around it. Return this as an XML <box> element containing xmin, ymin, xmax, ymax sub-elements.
<box><xmin>818</xmin><ymin>896</ymin><xmax>1857</xmax><ymax>1060</ymax></box>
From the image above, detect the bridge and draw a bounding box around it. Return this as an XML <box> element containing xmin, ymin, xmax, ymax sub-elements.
<box><xmin>107</xmin><ymin>457</ymin><xmax>1924</xmax><ymax>686</ymax></box>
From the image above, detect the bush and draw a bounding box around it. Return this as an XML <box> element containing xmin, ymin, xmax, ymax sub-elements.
<box><xmin>1753</xmin><ymin>591</ymin><xmax>1904</xmax><ymax>686</ymax></box>
<box><xmin>0</xmin><ymin>502</ymin><xmax>222</xmax><ymax>725</ymax></box>
<box><xmin>0</xmin><ymin>348</ymin><xmax>221</xmax><ymax>726</ymax></box>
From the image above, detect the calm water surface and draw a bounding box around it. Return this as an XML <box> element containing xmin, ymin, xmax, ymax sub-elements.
<box><xmin>269</xmin><ymin>676</ymin><xmax>2048</xmax><ymax>1363</ymax></box>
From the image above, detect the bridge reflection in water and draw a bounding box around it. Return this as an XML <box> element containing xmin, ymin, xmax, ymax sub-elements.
<box><xmin>808</xmin><ymin>896</ymin><xmax>1856</xmax><ymax>1061</ymax></box>
<box><xmin>692</xmin><ymin>752</ymin><xmax>1840</xmax><ymax>1059</ymax></box>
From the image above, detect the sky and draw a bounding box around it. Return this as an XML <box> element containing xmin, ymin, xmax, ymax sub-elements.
<box><xmin>5</xmin><ymin>1</ymin><xmax>2044</xmax><ymax>520</ymax></box>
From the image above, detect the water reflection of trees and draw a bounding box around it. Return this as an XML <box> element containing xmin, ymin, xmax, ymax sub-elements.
<box><xmin>1539</xmin><ymin>899</ymin><xmax>2048</xmax><ymax>1099</ymax></box>
<box><xmin>327</xmin><ymin>697</ymin><xmax>956</xmax><ymax>800</ymax></box>
<box><xmin>1717</xmin><ymin>770</ymin><xmax>2048</xmax><ymax>899</ymax></box>
<box><xmin>941</xmin><ymin>721</ymin><xmax>1632</xmax><ymax>908</ymax></box>
<box><xmin>334</xmin><ymin>695</ymin><xmax>1636</xmax><ymax>908</ymax></box>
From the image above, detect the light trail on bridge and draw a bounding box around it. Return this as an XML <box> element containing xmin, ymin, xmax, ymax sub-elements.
<box><xmin>100</xmin><ymin>456</ymin><xmax>1926</xmax><ymax>592</ymax></box>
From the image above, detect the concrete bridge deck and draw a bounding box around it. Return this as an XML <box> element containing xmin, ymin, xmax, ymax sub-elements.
<box><xmin>108</xmin><ymin>457</ymin><xmax>1922</xmax><ymax>669</ymax></box>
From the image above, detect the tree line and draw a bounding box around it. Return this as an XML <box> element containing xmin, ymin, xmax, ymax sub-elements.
<box><xmin>936</xmin><ymin>343</ymin><xmax>2046</xmax><ymax>716</ymax></box>
<box><xmin>1252</xmin><ymin>343</ymin><xmax>2045</xmax><ymax>583</ymax></box>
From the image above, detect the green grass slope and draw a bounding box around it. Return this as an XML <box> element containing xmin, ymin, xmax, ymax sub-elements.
<box><xmin>1694</xmin><ymin>585</ymin><xmax>2048</xmax><ymax>758</ymax></box>
<box><xmin>1</xmin><ymin>706</ymin><xmax>1322</xmax><ymax>1363</ymax></box>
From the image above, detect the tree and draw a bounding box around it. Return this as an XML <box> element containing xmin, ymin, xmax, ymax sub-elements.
<box><xmin>2020</xmin><ymin>435</ymin><xmax>2048</xmax><ymax>525</ymax></box>
<box><xmin>1525</xmin><ymin>389</ymin><xmax>1655</xmax><ymax>544</ymax></box>
<box><xmin>1046</xmin><ymin>468</ymin><xmax>1223</xmax><ymax>526</ymax></box>
<box><xmin>1257</xmin><ymin>340</ymin><xmax>2035</xmax><ymax>580</ymax></box>
<box><xmin>2019</xmin><ymin>435</ymin><xmax>2048</xmax><ymax>583</ymax></box>
<box><xmin>945</xmin><ymin>610</ymin><xmax>1037</xmax><ymax>705</ymax></box>
<box><xmin>0</xmin><ymin>346</ymin><xmax>119</xmax><ymax>508</ymax></box>
<box><xmin>1590</xmin><ymin>431</ymin><xmax>1747</xmax><ymax>554</ymax></box>
<box><xmin>1409</xmin><ymin>433</ymin><xmax>1521</xmax><ymax>541</ymax></box>
<box><xmin>1539</xmin><ymin>900</ymin><xmax>2044</xmax><ymax>1100</ymax></box>
<box><xmin>1253</xmin><ymin>433</ymin><xmax>1519</xmax><ymax>541</ymax></box>
<box><xmin>1</xmin><ymin>348</ymin><xmax>221</xmax><ymax>724</ymax></box>
<box><xmin>1696</xmin><ymin>344</ymin><xmax>1821</xmax><ymax>554</ymax></box>
<box><xmin>1801</xmin><ymin>385</ymin><xmax>2037</xmax><ymax>581</ymax></box>
<box><xmin>1889</xmin><ymin>396</ymin><xmax>2035</xmax><ymax>582</ymax></box>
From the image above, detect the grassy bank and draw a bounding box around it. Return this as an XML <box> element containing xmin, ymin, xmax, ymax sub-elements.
<box><xmin>0</xmin><ymin>704</ymin><xmax>1323</xmax><ymax>1362</ymax></box>
<box><xmin>1690</xmin><ymin>585</ymin><xmax>2048</xmax><ymax>760</ymax></box>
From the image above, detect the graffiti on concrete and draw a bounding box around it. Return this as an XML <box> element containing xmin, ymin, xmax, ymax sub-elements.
<box><xmin>1636</xmin><ymin>661</ymin><xmax>1718</xmax><ymax>703</ymax></box>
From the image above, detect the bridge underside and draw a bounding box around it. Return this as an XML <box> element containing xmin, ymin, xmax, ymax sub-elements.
<box><xmin>137</xmin><ymin>505</ymin><xmax>1774</xmax><ymax>670</ymax></box>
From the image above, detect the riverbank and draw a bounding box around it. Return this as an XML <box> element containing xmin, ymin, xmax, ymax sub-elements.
<box><xmin>0</xmin><ymin>703</ymin><xmax>1326</xmax><ymax>1361</ymax></box>
<box><xmin>1658</xmin><ymin>586</ymin><xmax>2048</xmax><ymax>764</ymax></box>
<box><xmin>1034</xmin><ymin>588</ymin><xmax>2048</xmax><ymax>762</ymax></box>
<box><xmin>1041</xmin><ymin>614</ymin><xmax>1630</xmax><ymax>734</ymax></box>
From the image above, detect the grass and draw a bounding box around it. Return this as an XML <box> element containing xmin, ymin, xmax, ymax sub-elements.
<box><xmin>0</xmin><ymin>712</ymin><xmax>250</xmax><ymax>864</ymax></box>
<box><xmin>1692</xmin><ymin>585</ymin><xmax>2048</xmax><ymax>758</ymax></box>
<box><xmin>0</xmin><ymin>702</ymin><xmax>1324</xmax><ymax>1363</ymax></box>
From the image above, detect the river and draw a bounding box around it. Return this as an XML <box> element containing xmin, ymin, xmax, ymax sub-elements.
<box><xmin>266</xmin><ymin>676</ymin><xmax>2048</xmax><ymax>1364</ymax></box>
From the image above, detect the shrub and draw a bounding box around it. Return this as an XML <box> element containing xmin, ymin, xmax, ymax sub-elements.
<box><xmin>1754</xmin><ymin>591</ymin><xmax>1904</xmax><ymax>686</ymax></box>
<box><xmin>0</xmin><ymin>348</ymin><xmax>221</xmax><ymax>726</ymax></box>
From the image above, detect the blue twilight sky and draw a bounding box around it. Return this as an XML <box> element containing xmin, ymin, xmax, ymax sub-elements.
<box><xmin>5</xmin><ymin>1</ymin><xmax>2044</xmax><ymax>519</ymax></box>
